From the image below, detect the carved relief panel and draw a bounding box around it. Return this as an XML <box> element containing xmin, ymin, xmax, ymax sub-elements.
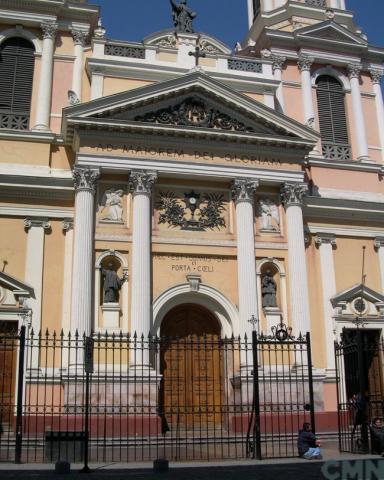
<box><xmin>97</xmin><ymin>183</ymin><xmax>128</xmax><ymax>226</ymax></box>
<box><xmin>256</xmin><ymin>194</ymin><xmax>282</xmax><ymax>234</ymax></box>
<box><xmin>154</xmin><ymin>186</ymin><xmax>230</xmax><ymax>233</ymax></box>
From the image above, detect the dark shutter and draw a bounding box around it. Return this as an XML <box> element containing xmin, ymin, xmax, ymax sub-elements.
<box><xmin>0</xmin><ymin>37</ymin><xmax>35</xmax><ymax>129</ymax></box>
<box><xmin>253</xmin><ymin>0</ymin><xmax>261</xmax><ymax>18</ymax></box>
<box><xmin>316</xmin><ymin>75</ymin><xmax>349</xmax><ymax>145</ymax></box>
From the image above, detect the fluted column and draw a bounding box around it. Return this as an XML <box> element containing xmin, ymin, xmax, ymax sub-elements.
<box><xmin>24</xmin><ymin>218</ymin><xmax>50</xmax><ymax>368</ymax></box>
<box><xmin>281</xmin><ymin>183</ymin><xmax>311</xmax><ymax>335</ymax></box>
<box><xmin>71</xmin><ymin>29</ymin><xmax>88</xmax><ymax>103</ymax></box>
<box><xmin>129</xmin><ymin>171</ymin><xmax>157</xmax><ymax>344</ymax></box>
<box><xmin>232</xmin><ymin>179</ymin><xmax>259</xmax><ymax>340</ymax></box>
<box><xmin>374</xmin><ymin>237</ymin><xmax>384</xmax><ymax>293</ymax></box>
<box><xmin>315</xmin><ymin>233</ymin><xmax>337</xmax><ymax>373</ymax></box>
<box><xmin>34</xmin><ymin>22</ymin><xmax>58</xmax><ymax>131</ymax></box>
<box><xmin>70</xmin><ymin>167</ymin><xmax>99</xmax><ymax>336</ymax></box>
<box><xmin>370</xmin><ymin>69</ymin><xmax>384</xmax><ymax>162</ymax></box>
<box><xmin>272</xmin><ymin>54</ymin><xmax>286</xmax><ymax>113</ymax></box>
<box><xmin>348</xmin><ymin>63</ymin><xmax>369</xmax><ymax>160</ymax></box>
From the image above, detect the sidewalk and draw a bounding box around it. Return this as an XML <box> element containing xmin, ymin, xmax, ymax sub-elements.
<box><xmin>0</xmin><ymin>445</ymin><xmax>383</xmax><ymax>480</ymax></box>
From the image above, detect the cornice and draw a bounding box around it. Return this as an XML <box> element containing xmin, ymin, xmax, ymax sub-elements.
<box><xmin>304</xmin><ymin>196</ymin><xmax>384</xmax><ymax>222</ymax></box>
<box><xmin>307</xmin><ymin>225</ymin><xmax>384</xmax><ymax>239</ymax></box>
<box><xmin>306</xmin><ymin>157</ymin><xmax>382</xmax><ymax>173</ymax></box>
<box><xmin>0</xmin><ymin>205</ymin><xmax>73</xmax><ymax>218</ymax></box>
<box><xmin>0</xmin><ymin>129</ymin><xmax>57</xmax><ymax>144</ymax></box>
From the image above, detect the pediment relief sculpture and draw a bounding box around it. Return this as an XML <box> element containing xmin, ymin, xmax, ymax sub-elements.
<box><xmin>156</xmin><ymin>189</ymin><xmax>227</xmax><ymax>232</ymax></box>
<box><xmin>135</xmin><ymin>97</ymin><xmax>256</xmax><ymax>133</ymax></box>
<box><xmin>331</xmin><ymin>284</ymin><xmax>384</xmax><ymax>318</ymax></box>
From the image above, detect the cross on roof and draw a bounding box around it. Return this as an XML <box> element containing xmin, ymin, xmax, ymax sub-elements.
<box><xmin>189</xmin><ymin>45</ymin><xmax>206</xmax><ymax>66</ymax></box>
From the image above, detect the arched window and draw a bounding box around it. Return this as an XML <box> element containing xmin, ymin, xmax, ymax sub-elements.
<box><xmin>316</xmin><ymin>75</ymin><xmax>351</xmax><ymax>161</ymax></box>
<box><xmin>0</xmin><ymin>37</ymin><xmax>35</xmax><ymax>130</ymax></box>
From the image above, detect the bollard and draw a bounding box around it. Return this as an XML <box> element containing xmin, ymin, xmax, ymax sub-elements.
<box><xmin>55</xmin><ymin>460</ymin><xmax>71</xmax><ymax>475</ymax></box>
<box><xmin>153</xmin><ymin>458</ymin><xmax>169</xmax><ymax>473</ymax></box>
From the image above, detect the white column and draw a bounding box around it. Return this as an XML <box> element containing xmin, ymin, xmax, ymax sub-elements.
<box><xmin>33</xmin><ymin>22</ymin><xmax>58</xmax><ymax>131</ymax></box>
<box><xmin>329</xmin><ymin>0</ymin><xmax>339</xmax><ymax>8</ymax></box>
<box><xmin>272</xmin><ymin>54</ymin><xmax>286</xmax><ymax>112</ymax></box>
<box><xmin>24</xmin><ymin>218</ymin><xmax>50</xmax><ymax>368</ymax></box>
<box><xmin>281</xmin><ymin>183</ymin><xmax>311</xmax><ymax>335</ymax></box>
<box><xmin>374</xmin><ymin>237</ymin><xmax>384</xmax><ymax>293</ymax></box>
<box><xmin>70</xmin><ymin>167</ymin><xmax>100</xmax><ymax>336</ymax></box>
<box><xmin>315</xmin><ymin>233</ymin><xmax>337</xmax><ymax>373</ymax></box>
<box><xmin>247</xmin><ymin>0</ymin><xmax>254</xmax><ymax>28</ymax></box>
<box><xmin>232</xmin><ymin>179</ymin><xmax>259</xmax><ymax>340</ymax></box>
<box><xmin>339</xmin><ymin>0</ymin><xmax>346</xmax><ymax>9</ymax></box>
<box><xmin>348</xmin><ymin>63</ymin><xmax>370</xmax><ymax>161</ymax></box>
<box><xmin>263</xmin><ymin>0</ymin><xmax>274</xmax><ymax>12</ymax></box>
<box><xmin>129</xmin><ymin>171</ymin><xmax>157</xmax><ymax>341</ymax></box>
<box><xmin>70</xmin><ymin>29</ymin><xmax>88</xmax><ymax>103</ymax></box>
<box><xmin>370</xmin><ymin>69</ymin><xmax>384</xmax><ymax>162</ymax></box>
<box><xmin>61</xmin><ymin>219</ymin><xmax>74</xmax><ymax>335</ymax></box>
<box><xmin>298</xmin><ymin>55</ymin><xmax>320</xmax><ymax>155</ymax></box>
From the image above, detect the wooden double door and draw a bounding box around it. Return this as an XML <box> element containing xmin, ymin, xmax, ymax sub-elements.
<box><xmin>160</xmin><ymin>305</ymin><xmax>223</xmax><ymax>430</ymax></box>
<box><xmin>0</xmin><ymin>322</ymin><xmax>18</xmax><ymax>429</ymax></box>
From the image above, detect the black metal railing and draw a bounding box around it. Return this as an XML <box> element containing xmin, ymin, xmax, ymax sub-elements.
<box><xmin>0</xmin><ymin>325</ymin><xmax>314</xmax><ymax>464</ymax></box>
<box><xmin>335</xmin><ymin>328</ymin><xmax>384</xmax><ymax>454</ymax></box>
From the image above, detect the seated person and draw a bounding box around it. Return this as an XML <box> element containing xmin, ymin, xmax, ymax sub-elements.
<box><xmin>370</xmin><ymin>417</ymin><xmax>384</xmax><ymax>456</ymax></box>
<box><xmin>298</xmin><ymin>422</ymin><xmax>322</xmax><ymax>460</ymax></box>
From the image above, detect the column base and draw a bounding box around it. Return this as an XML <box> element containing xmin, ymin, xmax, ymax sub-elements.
<box><xmin>32</xmin><ymin>125</ymin><xmax>51</xmax><ymax>132</ymax></box>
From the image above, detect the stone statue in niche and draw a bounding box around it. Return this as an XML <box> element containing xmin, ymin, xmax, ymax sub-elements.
<box><xmin>100</xmin><ymin>263</ymin><xmax>127</xmax><ymax>303</ymax></box>
<box><xmin>261</xmin><ymin>270</ymin><xmax>278</xmax><ymax>308</ymax></box>
<box><xmin>259</xmin><ymin>198</ymin><xmax>280</xmax><ymax>231</ymax></box>
<box><xmin>100</xmin><ymin>188</ymin><xmax>124</xmax><ymax>222</ymax></box>
<box><xmin>169</xmin><ymin>0</ymin><xmax>196</xmax><ymax>33</ymax></box>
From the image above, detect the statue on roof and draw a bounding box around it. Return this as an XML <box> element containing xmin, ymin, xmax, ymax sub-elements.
<box><xmin>169</xmin><ymin>0</ymin><xmax>196</xmax><ymax>34</ymax></box>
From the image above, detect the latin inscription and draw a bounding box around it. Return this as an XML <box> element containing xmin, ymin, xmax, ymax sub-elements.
<box><xmin>94</xmin><ymin>144</ymin><xmax>282</xmax><ymax>167</ymax></box>
<box><xmin>154</xmin><ymin>254</ymin><xmax>229</xmax><ymax>274</ymax></box>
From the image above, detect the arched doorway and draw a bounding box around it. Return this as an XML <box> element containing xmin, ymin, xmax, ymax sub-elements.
<box><xmin>159</xmin><ymin>304</ymin><xmax>223</xmax><ymax>430</ymax></box>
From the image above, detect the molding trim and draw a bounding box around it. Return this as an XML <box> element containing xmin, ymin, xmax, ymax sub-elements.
<box><xmin>308</xmin><ymin>225</ymin><xmax>384</xmax><ymax>238</ymax></box>
<box><xmin>0</xmin><ymin>206</ymin><xmax>73</xmax><ymax>219</ymax></box>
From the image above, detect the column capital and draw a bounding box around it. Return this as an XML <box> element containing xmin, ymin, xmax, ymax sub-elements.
<box><xmin>231</xmin><ymin>178</ymin><xmax>259</xmax><ymax>204</ymax></box>
<box><xmin>129</xmin><ymin>170</ymin><xmax>158</xmax><ymax>195</ymax></box>
<box><xmin>297</xmin><ymin>54</ymin><xmax>314</xmax><ymax>72</ymax></box>
<box><xmin>41</xmin><ymin>22</ymin><xmax>58</xmax><ymax>40</ymax></box>
<box><xmin>62</xmin><ymin>219</ymin><xmax>74</xmax><ymax>232</ymax></box>
<box><xmin>24</xmin><ymin>218</ymin><xmax>51</xmax><ymax>231</ymax></box>
<box><xmin>71</xmin><ymin>29</ymin><xmax>88</xmax><ymax>47</ymax></box>
<box><xmin>280</xmin><ymin>183</ymin><xmax>308</xmax><ymax>207</ymax></box>
<box><xmin>374</xmin><ymin>237</ymin><xmax>384</xmax><ymax>249</ymax></box>
<box><xmin>315</xmin><ymin>233</ymin><xmax>337</xmax><ymax>248</ymax></box>
<box><xmin>347</xmin><ymin>63</ymin><xmax>362</xmax><ymax>80</ymax></box>
<box><xmin>271</xmin><ymin>54</ymin><xmax>286</xmax><ymax>72</ymax></box>
<box><xmin>369</xmin><ymin>68</ymin><xmax>383</xmax><ymax>85</ymax></box>
<box><xmin>73</xmin><ymin>167</ymin><xmax>100</xmax><ymax>194</ymax></box>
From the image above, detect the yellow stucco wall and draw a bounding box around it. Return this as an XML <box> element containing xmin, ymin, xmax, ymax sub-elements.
<box><xmin>0</xmin><ymin>217</ymin><xmax>28</xmax><ymax>280</ymax></box>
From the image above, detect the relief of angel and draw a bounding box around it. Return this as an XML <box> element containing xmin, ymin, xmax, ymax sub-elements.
<box><xmin>100</xmin><ymin>188</ymin><xmax>124</xmax><ymax>222</ymax></box>
<box><xmin>259</xmin><ymin>198</ymin><xmax>280</xmax><ymax>231</ymax></box>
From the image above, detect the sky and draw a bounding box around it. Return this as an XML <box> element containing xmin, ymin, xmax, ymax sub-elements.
<box><xmin>93</xmin><ymin>0</ymin><xmax>384</xmax><ymax>50</ymax></box>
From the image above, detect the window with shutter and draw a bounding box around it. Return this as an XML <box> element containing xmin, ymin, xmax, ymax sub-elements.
<box><xmin>316</xmin><ymin>75</ymin><xmax>351</xmax><ymax>161</ymax></box>
<box><xmin>0</xmin><ymin>37</ymin><xmax>35</xmax><ymax>130</ymax></box>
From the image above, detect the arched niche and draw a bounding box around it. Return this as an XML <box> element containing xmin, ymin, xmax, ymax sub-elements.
<box><xmin>94</xmin><ymin>250</ymin><xmax>128</xmax><ymax>332</ymax></box>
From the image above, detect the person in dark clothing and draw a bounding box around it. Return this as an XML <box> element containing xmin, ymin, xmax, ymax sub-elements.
<box><xmin>370</xmin><ymin>417</ymin><xmax>384</xmax><ymax>456</ymax></box>
<box><xmin>298</xmin><ymin>422</ymin><xmax>322</xmax><ymax>459</ymax></box>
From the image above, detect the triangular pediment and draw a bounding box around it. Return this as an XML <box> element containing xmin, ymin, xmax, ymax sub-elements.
<box><xmin>63</xmin><ymin>70</ymin><xmax>319</xmax><ymax>149</ymax></box>
<box><xmin>296</xmin><ymin>21</ymin><xmax>368</xmax><ymax>47</ymax></box>
<box><xmin>0</xmin><ymin>272</ymin><xmax>34</xmax><ymax>297</ymax></box>
<box><xmin>331</xmin><ymin>284</ymin><xmax>384</xmax><ymax>308</ymax></box>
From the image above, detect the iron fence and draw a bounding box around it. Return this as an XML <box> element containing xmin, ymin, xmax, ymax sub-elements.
<box><xmin>335</xmin><ymin>328</ymin><xmax>384</xmax><ymax>454</ymax></box>
<box><xmin>0</xmin><ymin>324</ymin><xmax>314</xmax><ymax>464</ymax></box>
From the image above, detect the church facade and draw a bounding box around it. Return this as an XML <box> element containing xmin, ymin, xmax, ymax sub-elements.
<box><xmin>0</xmin><ymin>0</ymin><xmax>384</xmax><ymax>454</ymax></box>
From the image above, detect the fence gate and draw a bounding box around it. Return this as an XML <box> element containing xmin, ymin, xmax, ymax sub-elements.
<box><xmin>335</xmin><ymin>328</ymin><xmax>384</xmax><ymax>453</ymax></box>
<box><xmin>0</xmin><ymin>324</ymin><xmax>315</xmax><ymax>464</ymax></box>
